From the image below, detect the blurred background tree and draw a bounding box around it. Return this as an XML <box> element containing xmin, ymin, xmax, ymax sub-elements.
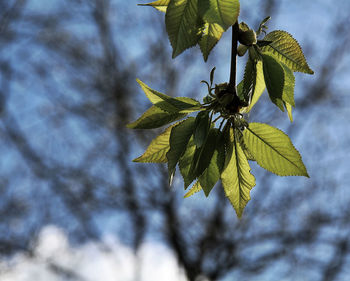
<box><xmin>0</xmin><ymin>0</ymin><xmax>350</xmax><ymax>280</ymax></box>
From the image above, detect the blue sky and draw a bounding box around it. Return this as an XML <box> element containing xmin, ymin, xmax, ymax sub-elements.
<box><xmin>1</xmin><ymin>0</ymin><xmax>350</xmax><ymax>280</ymax></box>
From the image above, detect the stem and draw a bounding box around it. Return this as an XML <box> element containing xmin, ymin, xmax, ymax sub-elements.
<box><xmin>228</xmin><ymin>21</ymin><xmax>239</xmax><ymax>94</ymax></box>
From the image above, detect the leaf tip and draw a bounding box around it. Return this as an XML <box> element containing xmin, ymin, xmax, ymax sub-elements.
<box><xmin>171</xmin><ymin>48</ymin><xmax>180</xmax><ymax>59</ymax></box>
<box><xmin>132</xmin><ymin>157</ymin><xmax>141</xmax><ymax>162</ymax></box>
<box><xmin>126</xmin><ymin>122</ymin><xmax>136</xmax><ymax>129</ymax></box>
<box><xmin>136</xmin><ymin>78</ymin><xmax>144</xmax><ymax>88</ymax></box>
<box><xmin>184</xmin><ymin>193</ymin><xmax>192</xmax><ymax>198</ymax></box>
<box><xmin>201</xmin><ymin>50</ymin><xmax>209</xmax><ymax>62</ymax></box>
<box><xmin>235</xmin><ymin>208</ymin><xmax>244</xmax><ymax>219</ymax></box>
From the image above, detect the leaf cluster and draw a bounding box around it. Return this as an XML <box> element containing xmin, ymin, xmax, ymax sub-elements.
<box><xmin>237</xmin><ymin>17</ymin><xmax>314</xmax><ymax>121</ymax></box>
<box><xmin>128</xmin><ymin>74</ymin><xmax>309</xmax><ymax>217</ymax></box>
<box><xmin>140</xmin><ymin>0</ymin><xmax>240</xmax><ymax>61</ymax></box>
<box><xmin>131</xmin><ymin>1</ymin><xmax>314</xmax><ymax>217</ymax></box>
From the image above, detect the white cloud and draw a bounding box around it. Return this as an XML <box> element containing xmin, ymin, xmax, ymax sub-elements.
<box><xmin>0</xmin><ymin>225</ymin><xmax>188</xmax><ymax>281</ymax></box>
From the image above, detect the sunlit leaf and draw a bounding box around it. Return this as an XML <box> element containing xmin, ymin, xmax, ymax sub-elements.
<box><xmin>137</xmin><ymin>79</ymin><xmax>201</xmax><ymax>113</ymax></box>
<box><xmin>138</xmin><ymin>0</ymin><xmax>170</xmax><ymax>12</ymax></box>
<box><xmin>127</xmin><ymin>106</ymin><xmax>186</xmax><ymax>129</ymax></box>
<box><xmin>262</xmin><ymin>30</ymin><xmax>314</xmax><ymax>74</ymax></box>
<box><xmin>199</xmin><ymin>22</ymin><xmax>224</xmax><ymax>61</ymax></box>
<box><xmin>221</xmin><ymin>128</ymin><xmax>256</xmax><ymax>218</ymax></box>
<box><xmin>246</xmin><ymin>60</ymin><xmax>265</xmax><ymax>112</ymax></box>
<box><xmin>165</xmin><ymin>0</ymin><xmax>202</xmax><ymax>58</ymax></box>
<box><xmin>242</xmin><ymin>145</ymin><xmax>255</xmax><ymax>161</ymax></box>
<box><xmin>199</xmin><ymin>0</ymin><xmax>240</xmax><ymax>29</ymax></box>
<box><xmin>167</xmin><ymin>117</ymin><xmax>196</xmax><ymax>183</ymax></box>
<box><xmin>184</xmin><ymin>180</ymin><xmax>202</xmax><ymax>198</ymax></box>
<box><xmin>239</xmin><ymin>58</ymin><xmax>255</xmax><ymax>104</ymax></box>
<box><xmin>198</xmin><ymin>0</ymin><xmax>240</xmax><ymax>60</ymax></box>
<box><xmin>239</xmin><ymin>60</ymin><xmax>265</xmax><ymax>113</ymax></box>
<box><xmin>133</xmin><ymin>123</ymin><xmax>178</xmax><ymax>163</ymax></box>
<box><xmin>285</xmin><ymin>102</ymin><xmax>293</xmax><ymax>122</ymax></box>
<box><xmin>243</xmin><ymin>123</ymin><xmax>309</xmax><ymax>177</ymax></box>
<box><xmin>236</xmin><ymin>130</ymin><xmax>255</xmax><ymax>161</ymax></box>
<box><xmin>281</xmin><ymin>63</ymin><xmax>295</xmax><ymax>107</ymax></box>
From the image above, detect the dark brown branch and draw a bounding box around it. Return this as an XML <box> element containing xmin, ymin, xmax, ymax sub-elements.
<box><xmin>228</xmin><ymin>21</ymin><xmax>239</xmax><ymax>92</ymax></box>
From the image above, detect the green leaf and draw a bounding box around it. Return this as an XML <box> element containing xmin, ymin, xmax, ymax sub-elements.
<box><xmin>190</xmin><ymin>127</ymin><xmax>218</xmax><ymax>180</ymax></box>
<box><xmin>133</xmin><ymin>123</ymin><xmax>178</xmax><ymax>162</ymax></box>
<box><xmin>238</xmin><ymin>60</ymin><xmax>266</xmax><ymax>113</ymax></box>
<box><xmin>241</xmin><ymin>57</ymin><xmax>293</xmax><ymax>115</ymax></box>
<box><xmin>180</xmin><ymin>126</ymin><xmax>218</xmax><ymax>188</ymax></box>
<box><xmin>199</xmin><ymin>131</ymin><xmax>225</xmax><ymax>196</ymax></box>
<box><xmin>194</xmin><ymin>111</ymin><xmax>210</xmax><ymax>148</ymax></box>
<box><xmin>256</xmin><ymin>40</ymin><xmax>273</xmax><ymax>47</ymax></box>
<box><xmin>179</xmin><ymin>137</ymin><xmax>197</xmax><ymax>188</ymax></box>
<box><xmin>174</xmin><ymin>97</ymin><xmax>203</xmax><ymax>113</ymax></box>
<box><xmin>285</xmin><ymin>102</ymin><xmax>293</xmax><ymax>122</ymax></box>
<box><xmin>262</xmin><ymin>30</ymin><xmax>314</xmax><ymax>74</ymax></box>
<box><xmin>165</xmin><ymin>0</ymin><xmax>202</xmax><ymax>58</ymax></box>
<box><xmin>137</xmin><ymin>79</ymin><xmax>172</xmax><ymax>104</ymax></box>
<box><xmin>235</xmin><ymin>129</ymin><xmax>255</xmax><ymax>161</ymax></box>
<box><xmin>280</xmin><ymin>63</ymin><xmax>295</xmax><ymax>107</ymax></box>
<box><xmin>261</xmin><ymin>53</ymin><xmax>285</xmax><ymax>111</ymax></box>
<box><xmin>137</xmin><ymin>79</ymin><xmax>201</xmax><ymax>113</ymax></box>
<box><xmin>184</xmin><ymin>180</ymin><xmax>202</xmax><ymax>198</ymax></box>
<box><xmin>243</xmin><ymin>123</ymin><xmax>309</xmax><ymax>177</ymax></box>
<box><xmin>199</xmin><ymin>22</ymin><xmax>224</xmax><ymax>61</ymax></box>
<box><xmin>221</xmin><ymin>128</ymin><xmax>256</xmax><ymax>218</ymax></box>
<box><xmin>138</xmin><ymin>0</ymin><xmax>170</xmax><ymax>12</ymax></box>
<box><xmin>199</xmin><ymin>0</ymin><xmax>240</xmax><ymax>30</ymax></box>
<box><xmin>198</xmin><ymin>0</ymin><xmax>240</xmax><ymax>60</ymax></box>
<box><xmin>239</xmin><ymin>58</ymin><xmax>255</xmax><ymax>104</ymax></box>
<box><xmin>246</xmin><ymin>60</ymin><xmax>265</xmax><ymax>112</ymax></box>
<box><xmin>167</xmin><ymin>117</ymin><xmax>196</xmax><ymax>184</ymax></box>
<box><xmin>242</xmin><ymin>144</ymin><xmax>255</xmax><ymax>161</ymax></box>
<box><xmin>261</xmin><ymin>54</ymin><xmax>296</xmax><ymax>116</ymax></box>
<box><xmin>127</xmin><ymin>106</ymin><xmax>187</xmax><ymax>129</ymax></box>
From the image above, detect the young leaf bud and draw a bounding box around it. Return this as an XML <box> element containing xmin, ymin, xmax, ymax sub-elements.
<box><xmin>215</xmin><ymin>83</ymin><xmax>228</xmax><ymax>98</ymax></box>
<box><xmin>237</xmin><ymin>44</ymin><xmax>248</xmax><ymax>57</ymax></box>
<box><xmin>239</xmin><ymin>29</ymin><xmax>257</xmax><ymax>46</ymax></box>
<box><xmin>218</xmin><ymin>93</ymin><xmax>234</xmax><ymax>106</ymax></box>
